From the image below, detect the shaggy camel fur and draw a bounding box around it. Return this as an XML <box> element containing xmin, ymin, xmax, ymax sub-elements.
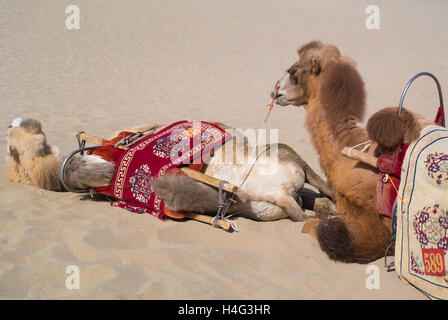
<box><xmin>6</xmin><ymin>117</ymin><xmax>337</xmax><ymax>222</ymax></box>
<box><xmin>272</xmin><ymin>41</ymin><xmax>399</xmax><ymax>263</ymax></box>
<box><xmin>367</xmin><ymin>106</ymin><xmax>433</xmax><ymax>153</ymax></box>
<box><xmin>6</xmin><ymin>118</ymin><xmax>63</xmax><ymax>191</ymax></box>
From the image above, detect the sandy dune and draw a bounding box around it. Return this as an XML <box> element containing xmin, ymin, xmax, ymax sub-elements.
<box><xmin>1</xmin><ymin>0</ymin><xmax>447</xmax><ymax>299</ymax></box>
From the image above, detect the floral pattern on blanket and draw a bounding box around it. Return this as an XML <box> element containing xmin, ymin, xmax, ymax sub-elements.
<box><xmin>412</xmin><ymin>204</ymin><xmax>448</xmax><ymax>276</ymax></box>
<box><xmin>152</xmin><ymin>127</ymin><xmax>213</xmax><ymax>159</ymax></box>
<box><xmin>425</xmin><ymin>152</ymin><xmax>448</xmax><ymax>185</ymax></box>
<box><xmin>129</xmin><ymin>164</ymin><xmax>153</xmax><ymax>203</ymax></box>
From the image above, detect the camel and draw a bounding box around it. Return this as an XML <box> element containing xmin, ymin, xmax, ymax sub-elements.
<box><xmin>6</xmin><ymin>117</ymin><xmax>337</xmax><ymax>223</ymax></box>
<box><xmin>269</xmin><ymin>40</ymin><xmax>429</xmax><ymax>263</ymax></box>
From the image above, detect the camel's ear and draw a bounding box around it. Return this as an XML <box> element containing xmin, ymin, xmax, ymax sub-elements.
<box><xmin>310</xmin><ymin>54</ymin><xmax>322</xmax><ymax>75</ymax></box>
<box><xmin>367</xmin><ymin>107</ymin><xmax>420</xmax><ymax>148</ymax></box>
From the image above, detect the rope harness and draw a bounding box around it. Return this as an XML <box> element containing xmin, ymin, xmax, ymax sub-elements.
<box><xmin>212</xmin><ymin>180</ymin><xmax>238</xmax><ymax>231</ymax></box>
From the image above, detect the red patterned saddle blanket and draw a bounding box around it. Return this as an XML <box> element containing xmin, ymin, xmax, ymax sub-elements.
<box><xmin>90</xmin><ymin>121</ymin><xmax>231</xmax><ymax>220</ymax></box>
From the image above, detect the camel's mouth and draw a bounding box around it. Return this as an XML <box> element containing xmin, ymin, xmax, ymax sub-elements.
<box><xmin>274</xmin><ymin>94</ymin><xmax>291</xmax><ymax>106</ymax></box>
<box><xmin>270</xmin><ymin>72</ymin><xmax>306</xmax><ymax>107</ymax></box>
<box><xmin>270</xmin><ymin>88</ymin><xmax>290</xmax><ymax>106</ymax></box>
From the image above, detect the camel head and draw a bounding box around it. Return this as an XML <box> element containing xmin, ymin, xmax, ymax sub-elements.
<box><xmin>6</xmin><ymin>117</ymin><xmax>58</xmax><ymax>162</ymax></box>
<box><xmin>271</xmin><ymin>40</ymin><xmax>360</xmax><ymax>108</ymax></box>
<box><xmin>6</xmin><ymin>117</ymin><xmax>62</xmax><ymax>190</ymax></box>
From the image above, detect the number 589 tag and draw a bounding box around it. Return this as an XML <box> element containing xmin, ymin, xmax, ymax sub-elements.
<box><xmin>422</xmin><ymin>248</ymin><xmax>446</xmax><ymax>276</ymax></box>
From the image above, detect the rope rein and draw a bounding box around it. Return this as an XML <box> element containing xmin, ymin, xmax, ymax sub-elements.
<box><xmin>346</xmin><ymin>140</ymin><xmax>372</xmax><ymax>157</ymax></box>
<box><xmin>212</xmin><ymin>88</ymin><xmax>279</xmax><ymax>230</ymax></box>
<box><xmin>264</xmin><ymin>81</ymin><xmax>279</xmax><ymax>123</ymax></box>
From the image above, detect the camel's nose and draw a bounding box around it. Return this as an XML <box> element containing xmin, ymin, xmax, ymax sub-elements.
<box><xmin>271</xmin><ymin>89</ymin><xmax>283</xmax><ymax>99</ymax></box>
<box><xmin>271</xmin><ymin>88</ymin><xmax>287</xmax><ymax>101</ymax></box>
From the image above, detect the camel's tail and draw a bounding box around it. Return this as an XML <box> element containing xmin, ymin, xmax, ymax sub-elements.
<box><xmin>316</xmin><ymin>216</ymin><xmax>392</xmax><ymax>264</ymax></box>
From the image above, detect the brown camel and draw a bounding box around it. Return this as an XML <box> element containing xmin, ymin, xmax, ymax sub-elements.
<box><xmin>271</xmin><ymin>40</ymin><xmax>395</xmax><ymax>263</ymax></box>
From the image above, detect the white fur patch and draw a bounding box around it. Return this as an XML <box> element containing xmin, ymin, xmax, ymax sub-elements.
<box><xmin>11</xmin><ymin>117</ymin><xmax>23</xmax><ymax>128</ymax></box>
<box><xmin>51</xmin><ymin>145</ymin><xmax>60</xmax><ymax>157</ymax></box>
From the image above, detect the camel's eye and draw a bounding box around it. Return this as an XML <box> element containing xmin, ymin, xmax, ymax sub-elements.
<box><xmin>287</xmin><ymin>67</ymin><xmax>298</xmax><ymax>85</ymax></box>
<box><xmin>296</xmin><ymin>62</ymin><xmax>309</xmax><ymax>74</ymax></box>
<box><xmin>8</xmin><ymin>145</ymin><xmax>20</xmax><ymax>163</ymax></box>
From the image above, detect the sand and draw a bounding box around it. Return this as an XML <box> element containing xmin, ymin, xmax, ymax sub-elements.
<box><xmin>1</xmin><ymin>0</ymin><xmax>447</xmax><ymax>299</ymax></box>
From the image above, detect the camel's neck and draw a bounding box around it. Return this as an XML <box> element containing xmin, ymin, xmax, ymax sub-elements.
<box><xmin>304</xmin><ymin>99</ymin><xmax>369</xmax><ymax>176</ymax></box>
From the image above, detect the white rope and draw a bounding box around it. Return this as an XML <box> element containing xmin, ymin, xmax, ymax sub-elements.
<box><xmin>347</xmin><ymin>140</ymin><xmax>372</xmax><ymax>157</ymax></box>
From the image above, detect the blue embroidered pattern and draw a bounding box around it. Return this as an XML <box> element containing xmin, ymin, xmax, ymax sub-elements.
<box><xmin>129</xmin><ymin>164</ymin><xmax>153</xmax><ymax>203</ymax></box>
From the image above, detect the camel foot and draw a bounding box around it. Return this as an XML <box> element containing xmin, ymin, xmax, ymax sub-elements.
<box><xmin>302</xmin><ymin>218</ymin><xmax>320</xmax><ymax>240</ymax></box>
<box><xmin>313</xmin><ymin>197</ymin><xmax>338</xmax><ymax>219</ymax></box>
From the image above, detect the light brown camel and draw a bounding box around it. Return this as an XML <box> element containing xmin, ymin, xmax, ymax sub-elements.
<box><xmin>6</xmin><ymin>117</ymin><xmax>337</xmax><ymax>223</ymax></box>
<box><xmin>6</xmin><ymin>118</ymin><xmax>64</xmax><ymax>191</ymax></box>
<box><xmin>271</xmin><ymin>40</ymin><xmax>398</xmax><ymax>263</ymax></box>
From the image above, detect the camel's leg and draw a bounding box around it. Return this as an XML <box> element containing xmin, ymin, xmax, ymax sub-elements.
<box><xmin>248</xmin><ymin>192</ymin><xmax>306</xmax><ymax>222</ymax></box>
<box><xmin>153</xmin><ymin>174</ymin><xmax>222</xmax><ymax>214</ymax></box>
<box><xmin>64</xmin><ymin>154</ymin><xmax>115</xmax><ymax>190</ymax></box>
<box><xmin>245</xmin><ymin>201</ymin><xmax>287</xmax><ymax>221</ymax></box>
<box><xmin>287</xmin><ymin>151</ymin><xmax>333</xmax><ymax>200</ymax></box>
<box><xmin>302</xmin><ymin>218</ymin><xmax>320</xmax><ymax>240</ymax></box>
<box><xmin>277</xmin><ymin>144</ymin><xmax>333</xmax><ymax>200</ymax></box>
<box><xmin>303</xmin><ymin>166</ymin><xmax>333</xmax><ymax>200</ymax></box>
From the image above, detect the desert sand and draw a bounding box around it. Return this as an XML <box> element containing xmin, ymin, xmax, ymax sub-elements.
<box><xmin>1</xmin><ymin>0</ymin><xmax>447</xmax><ymax>299</ymax></box>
